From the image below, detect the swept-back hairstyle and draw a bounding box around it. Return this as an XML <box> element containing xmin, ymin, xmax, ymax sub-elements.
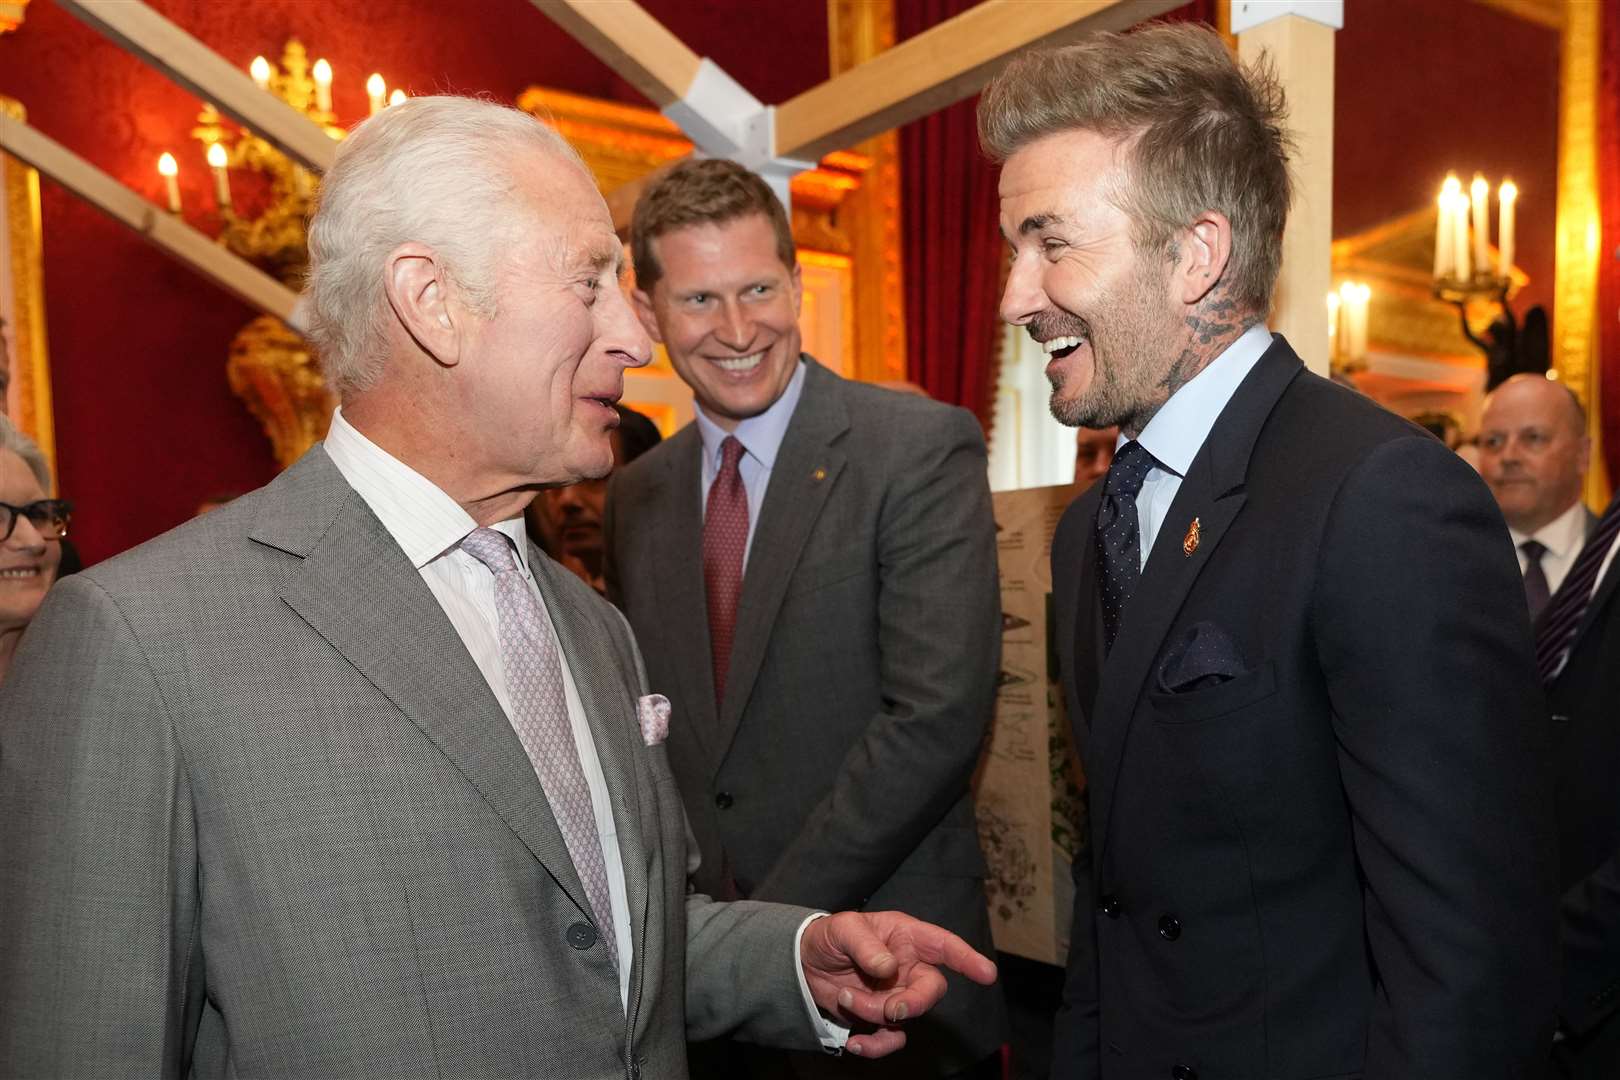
<box><xmin>0</xmin><ymin>413</ymin><xmax>51</xmax><ymax>491</ymax></box>
<box><xmin>629</xmin><ymin>158</ymin><xmax>795</xmax><ymax>292</ymax></box>
<box><xmin>978</xmin><ymin>23</ymin><xmax>1294</xmax><ymax>314</ymax></box>
<box><xmin>304</xmin><ymin>96</ymin><xmax>583</xmax><ymax>397</ymax></box>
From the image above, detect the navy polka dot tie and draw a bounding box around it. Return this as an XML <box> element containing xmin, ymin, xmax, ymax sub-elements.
<box><xmin>1095</xmin><ymin>441</ymin><xmax>1155</xmax><ymax>654</ymax></box>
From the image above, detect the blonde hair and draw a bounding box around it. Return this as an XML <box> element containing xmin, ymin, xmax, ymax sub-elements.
<box><xmin>979</xmin><ymin>23</ymin><xmax>1293</xmax><ymax>315</ymax></box>
<box><xmin>304</xmin><ymin>96</ymin><xmax>583</xmax><ymax>397</ymax></box>
<box><xmin>630</xmin><ymin>158</ymin><xmax>796</xmax><ymax>292</ymax></box>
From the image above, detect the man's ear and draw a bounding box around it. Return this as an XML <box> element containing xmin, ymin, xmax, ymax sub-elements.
<box><xmin>788</xmin><ymin>262</ymin><xmax>804</xmax><ymax>316</ymax></box>
<box><xmin>383</xmin><ymin>242</ymin><xmax>460</xmax><ymax>367</ymax></box>
<box><xmin>631</xmin><ymin>287</ymin><xmax>664</xmax><ymax>343</ymax></box>
<box><xmin>1176</xmin><ymin>210</ymin><xmax>1234</xmax><ymax>307</ymax></box>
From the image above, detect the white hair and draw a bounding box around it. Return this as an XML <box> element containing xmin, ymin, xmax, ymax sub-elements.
<box><xmin>304</xmin><ymin>95</ymin><xmax>584</xmax><ymax>398</ymax></box>
<box><xmin>0</xmin><ymin>413</ymin><xmax>51</xmax><ymax>491</ymax></box>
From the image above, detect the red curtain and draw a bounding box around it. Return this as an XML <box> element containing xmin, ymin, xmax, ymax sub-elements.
<box><xmin>897</xmin><ymin>0</ymin><xmax>1004</xmax><ymax>426</ymax></box>
<box><xmin>1598</xmin><ymin>0</ymin><xmax>1620</xmax><ymax>490</ymax></box>
<box><xmin>896</xmin><ymin>1</ymin><xmax>1215</xmax><ymax>428</ymax></box>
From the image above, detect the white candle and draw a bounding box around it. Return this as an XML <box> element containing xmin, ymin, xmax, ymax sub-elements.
<box><xmin>1453</xmin><ymin>194</ymin><xmax>1472</xmax><ymax>282</ymax></box>
<box><xmin>1349</xmin><ymin>283</ymin><xmax>1371</xmax><ymax>361</ymax></box>
<box><xmin>389</xmin><ymin>88</ymin><xmax>406</xmax><ymax>107</ymax></box>
<box><xmin>1327</xmin><ymin>290</ymin><xmax>1341</xmax><ymax>360</ymax></box>
<box><xmin>1438</xmin><ymin>175</ymin><xmax>1462</xmax><ymax>282</ymax></box>
<box><xmin>1434</xmin><ymin>192</ymin><xmax>1450</xmax><ymax>281</ymax></box>
<box><xmin>1499</xmin><ymin>179</ymin><xmax>1517</xmax><ymax>279</ymax></box>
<box><xmin>250</xmin><ymin>55</ymin><xmax>271</xmax><ymax>91</ymax></box>
<box><xmin>312</xmin><ymin>58</ymin><xmax>333</xmax><ymax>114</ymax></box>
<box><xmin>158</xmin><ymin>152</ymin><xmax>181</xmax><ymax>213</ymax></box>
<box><xmin>206</xmin><ymin>143</ymin><xmax>231</xmax><ymax>209</ymax></box>
<box><xmin>366</xmin><ymin>73</ymin><xmax>386</xmax><ymax>117</ymax></box>
<box><xmin>1471</xmin><ymin>174</ymin><xmax>1490</xmax><ymax>278</ymax></box>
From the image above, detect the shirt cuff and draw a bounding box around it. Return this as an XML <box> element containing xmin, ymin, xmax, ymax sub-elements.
<box><xmin>794</xmin><ymin>913</ymin><xmax>850</xmax><ymax>1054</ymax></box>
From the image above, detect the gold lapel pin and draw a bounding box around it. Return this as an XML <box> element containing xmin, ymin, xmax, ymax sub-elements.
<box><xmin>1182</xmin><ymin>516</ymin><xmax>1201</xmax><ymax>557</ymax></box>
<box><xmin>812</xmin><ymin>467</ymin><xmax>827</xmax><ymax>482</ymax></box>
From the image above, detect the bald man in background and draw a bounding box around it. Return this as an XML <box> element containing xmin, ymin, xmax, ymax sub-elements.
<box><xmin>1478</xmin><ymin>373</ymin><xmax>1594</xmax><ymax>622</ymax></box>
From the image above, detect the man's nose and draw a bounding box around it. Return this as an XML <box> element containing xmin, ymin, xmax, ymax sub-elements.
<box><xmin>715</xmin><ymin>302</ymin><xmax>753</xmax><ymax>351</ymax></box>
<box><xmin>1000</xmin><ymin>253</ymin><xmax>1043</xmax><ymax>327</ymax></box>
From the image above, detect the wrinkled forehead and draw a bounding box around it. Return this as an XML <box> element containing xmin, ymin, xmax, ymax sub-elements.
<box><xmin>508</xmin><ymin>159</ymin><xmax>623</xmax><ymax>275</ymax></box>
<box><xmin>997</xmin><ymin>129</ymin><xmax>1135</xmax><ymax>236</ymax></box>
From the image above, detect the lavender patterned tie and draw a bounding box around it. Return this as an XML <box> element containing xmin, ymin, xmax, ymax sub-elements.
<box><xmin>460</xmin><ymin>527</ymin><xmax>617</xmax><ymax>968</ymax></box>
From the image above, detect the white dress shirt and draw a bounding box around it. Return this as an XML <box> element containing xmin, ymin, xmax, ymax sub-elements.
<box><xmin>695</xmin><ymin>358</ymin><xmax>808</xmax><ymax>569</ymax></box>
<box><xmin>323</xmin><ymin>408</ymin><xmax>634</xmax><ymax>1006</ymax></box>
<box><xmin>1510</xmin><ymin>500</ymin><xmax>1590</xmax><ymax>597</ymax></box>
<box><xmin>324</xmin><ymin>409</ymin><xmax>843</xmax><ymax>1047</ymax></box>
<box><xmin>1126</xmin><ymin>323</ymin><xmax>1273</xmax><ymax>571</ymax></box>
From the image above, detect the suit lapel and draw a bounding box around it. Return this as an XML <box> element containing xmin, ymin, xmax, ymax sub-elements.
<box><xmin>1567</xmin><ymin>528</ymin><xmax>1620</xmax><ymax>659</ymax></box>
<box><xmin>258</xmin><ymin>449</ymin><xmax>595</xmax><ymax>923</ymax></box>
<box><xmin>1088</xmin><ymin>339</ymin><xmax>1302</xmax><ymax>870</ymax></box>
<box><xmin>1064</xmin><ymin>489</ymin><xmax>1104</xmax><ymax>752</ymax></box>
<box><xmin>647</xmin><ymin>425</ymin><xmax>722</xmax><ymax>765</ymax></box>
<box><xmin>717</xmin><ymin>360</ymin><xmax>849</xmax><ymax>753</ymax></box>
<box><xmin>529</xmin><ymin>547</ymin><xmax>652</xmax><ymax>1016</ymax></box>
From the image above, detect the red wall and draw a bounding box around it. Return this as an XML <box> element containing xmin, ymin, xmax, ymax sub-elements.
<box><xmin>0</xmin><ymin>0</ymin><xmax>828</xmax><ymax>565</ymax></box>
<box><xmin>1333</xmin><ymin>0</ymin><xmax>1561</xmax><ymax>318</ymax></box>
<box><xmin>0</xmin><ymin>0</ymin><xmax>1564</xmax><ymax>564</ymax></box>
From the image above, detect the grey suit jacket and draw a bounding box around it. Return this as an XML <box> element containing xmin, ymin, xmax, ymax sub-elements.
<box><xmin>605</xmin><ymin>357</ymin><xmax>1006</xmax><ymax>1074</ymax></box>
<box><xmin>0</xmin><ymin>446</ymin><xmax>817</xmax><ymax>1079</ymax></box>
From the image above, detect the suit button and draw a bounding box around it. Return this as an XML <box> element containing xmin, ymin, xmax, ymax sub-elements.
<box><xmin>1099</xmin><ymin>894</ymin><xmax>1122</xmax><ymax>918</ymax></box>
<box><xmin>629</xmin><ymin>1059</ymin><xmax>644</xmax><ymax>1079</ymax></box>
<box><xmin>566</xmin><ymin>921</ymin><xmax>597</xmax><ymax>950</ymax></box>
<box><xmin>1172</xmin><ymin>1065</ymin><xmax>1197</xmax><ymax>1080</ymax></box>
<box><xmin>715</xmin><ymin>791</ymin><xmax>734</xmax><ymax>809</ymax></box>
<box><xmin>1552</xmin><ymin>713</ymin><xmax>1571</xmax><ymax>724</ymax></box>
<box><xmin>1158</xmin><ymin>914</ymin><xmax>1182</xmax><ymax>941</ymax></box>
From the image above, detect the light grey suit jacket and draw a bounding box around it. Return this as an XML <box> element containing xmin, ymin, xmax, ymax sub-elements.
<box><xmin>0</xmin><ymin>447</ymin><xmax>817</xmax><ymax>1079</ymax></box>
<box><xmin>605</xmin><ymin>357</ymin><xmax>1006</xmax><ymax>1074</ymax></box>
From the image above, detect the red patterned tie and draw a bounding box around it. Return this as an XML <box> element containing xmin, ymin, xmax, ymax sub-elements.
<box><xmin>704</xmin><ymin>436</ymin><xmax>749</xmax><ymax>704</ymax></box>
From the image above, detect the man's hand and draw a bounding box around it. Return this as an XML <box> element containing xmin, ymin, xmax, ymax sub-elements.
<box><xmin>800</xmin><ymin>910</ymin><xmax>998</xmax><ymax>1059</ymax></box>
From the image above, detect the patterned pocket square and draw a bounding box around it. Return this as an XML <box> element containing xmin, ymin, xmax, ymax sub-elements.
<box><xmin>1156</xmin><ymin>621</ymin><xmax>1248</xmax><ymax>694</ymax></box>
<box><xmin>637</xmin><ymin>694</ymin><xmax>671</xmax><ymax>747</ymax></box>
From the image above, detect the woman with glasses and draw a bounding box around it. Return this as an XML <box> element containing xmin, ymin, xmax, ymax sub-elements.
<box><xmin>0</xmin><ymin>414</ymin><xmax>71</xmax><ymax>685</ymax></box>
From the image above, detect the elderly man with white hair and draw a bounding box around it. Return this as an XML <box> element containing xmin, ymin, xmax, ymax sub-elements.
<box><xmin>0</xmin><ymin>96</ymin><xmax>994</xmax><ymax>1080</ymax></box>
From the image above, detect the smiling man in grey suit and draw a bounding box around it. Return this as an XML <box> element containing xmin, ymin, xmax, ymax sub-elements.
<box><xmin>605</xmin><ymin>158</ymin><xmax>1005</xmax><ymax>1079</ymax></box>
<box><xmin>0</xmin><ymin>97</ymin><xmax>995</xmax><ymax>1080</ymax></box>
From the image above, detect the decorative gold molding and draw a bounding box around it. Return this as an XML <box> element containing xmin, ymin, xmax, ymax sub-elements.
<box><xmin>829</xmin><ymin>0</ymin><xmax>907</xmax><ymax>383</ymax></box>
<box><xmin>1472</xmin><ymin>0</ymin><xmax>1565</xmax><ymax>31</ymax></box>
<box><xmin>0</xmin><ymin>0</ymin><xmax>28</xmax><ymax>35</ymax></box>
<box><xmin>226</xmin><ymin>315</ymin><xmax>333</xmax><ymax>470</ymax></box>
<box><xmin>1</xmin><ymin>95</ymin><xmax>55</xmax><ymax>479</ymax></box>
<box><xmin>1550</xmin><ymin>0</ymin><xmax>1604</xmax><ymax>504</ymax></box>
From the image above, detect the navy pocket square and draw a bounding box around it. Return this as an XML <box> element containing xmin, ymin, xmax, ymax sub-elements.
<box><xmin>1156</xmin><ymin>621</ymin><xmax>1248</xmax><ymax>694</ymax></box>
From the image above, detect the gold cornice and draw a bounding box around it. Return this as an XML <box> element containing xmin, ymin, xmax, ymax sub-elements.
<box><xmin>1</xmin><ymin>94</ymin><xmax>55</xmax><ymax>476</ymax></box>
<box><xmin>828</xmin><ymin>0</ymin><xmax>906</xmax><ymax>384</ymax></box>
<box><xmin>0</xmin><ymin>0</ymin><xmax>28</xmax><ymax>34</ymax></box>
<box><xmin>1472</xmin><ymin>0</ymin><xmax>1565</xmax><ymax>31</ymax></box>
<box><xmin>1550</xmin><ymin>0</ymin><xmax>1605</xmax><ymax>503</ymax></box>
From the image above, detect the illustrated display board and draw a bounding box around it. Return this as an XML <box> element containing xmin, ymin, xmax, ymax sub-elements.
<box><xmin>975</xmin><ymin>483</ymin><xmax>1087</xmax><ymax>966</ymax></box>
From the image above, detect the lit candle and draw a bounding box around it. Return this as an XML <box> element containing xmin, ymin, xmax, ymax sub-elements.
<box><xmin>1453</xmin><ymin>193</ymin><xmax>1472</xmax><ymax>282</ymax></box>
<box><xmin>250</xmin><ymin>55</ymin><xmax>271</xmax><ymax>91</ymax></box>
<box><xmin>1470</xmin><ymin>174</ymin><xmax>1490</xmax><ymax>278</ymax></box>
<box><xmin>158</xmin><ymin>152</ymin><xmax>181</xmax><ymax>213</ymax></box>
<box><xmin>1499</xmin><ymin>179</ymin><xmax>1517</xmax><ymax>279</ymax></box>
<box><xmin>1434</xmin><ymin>192</ymin><xmax>1450</xmax><ymax>281</ymax></box>
<box><xmin>1350</xmin><ymin>283</ymin><xmax>1371</xmax><ymax>361</ymax></box>
<box><xmin>1438</xmin><ymin>175</ymin><xmax>1462</xmax><ymax>282</ymax></box>
<box><xmin>366</xmin><ymin>73</ymin><xmax>386</xmax><ymax>116</ymax></box>
<box><xmin>312</xmin><ymin>58</ymin><xmax>333</xmax><ymax>114</ymax></box>
<box><xmin>1326</xmin><ymin>290</ymin><xmax>1341</xmax><ymax>362</ymax></box>
<box><xmin>206</xmin><ymin>142</ymin><xmax>231</xmax><ymax>209</ymax></box>
<box><xmin>389</xmin><ymin>88</ymin><xmax>406</xmax><ymax>107</ymax></box>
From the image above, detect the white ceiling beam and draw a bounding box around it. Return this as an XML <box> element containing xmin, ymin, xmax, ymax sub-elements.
<box><xmin>774</xmin><ymin>0</ymin><xmax>1183</xmax><ymax>162</ymax></box>
<box><xmin>527</xmin><ymin>0</ymin><xmax>704</xmax><ymax>108</ymax></box>
<box><xmin>0</xmin><ymin>115</ymin><xmax>301</xmax><ymax>325</ymax></box>
<box><xmin>56</xmin><ymin>0</ymin><xmax>336</xmax><ymax>173</ymax></box>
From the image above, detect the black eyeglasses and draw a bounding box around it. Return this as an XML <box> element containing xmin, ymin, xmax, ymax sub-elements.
<box><xmin>0</xmin><ymin>499</ymin><xmax>73</xmax><ymax>542</ymax></box>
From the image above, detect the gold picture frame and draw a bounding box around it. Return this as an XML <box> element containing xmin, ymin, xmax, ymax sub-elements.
<box><xmin>0</xmin><ymin>95</ymin><xmax>55</xmax><ymax>478</ymax></box>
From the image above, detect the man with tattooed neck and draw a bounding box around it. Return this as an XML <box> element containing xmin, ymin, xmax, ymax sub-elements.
<box><xmin>982</xmin><ymin>24</ymin><xmax>1557</xmax><ymax>1080</ymax></box>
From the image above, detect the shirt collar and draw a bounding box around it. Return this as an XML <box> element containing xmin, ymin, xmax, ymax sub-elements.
<box><xmin>322</xmin><ymin>406</ymin><xmax>531</xmax><ymax>572</ymax></box>
<box><xmin>1129</xmin><ymin>323</ymin><xmax>1273</xmax><ymax>477</ymax></box>
<box><xmin>694</xmin><ymin>356</ymin><xmax>808</xmax><ymax>470</ymax></box>
<box><xmin>1510</xmin><ymin>498</ymin><xmax>1589</xmax><ymax>559</ymax></box>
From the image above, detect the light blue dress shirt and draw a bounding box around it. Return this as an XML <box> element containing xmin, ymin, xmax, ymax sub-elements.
<box><xmin>694</xmin><ymin>358</ymin><xmax>809</xmax><ymax>570</ymax></box>
<box><xmin>1126</xmin><ymin>323</ymin><xmax>1273</xmax><ymax>572</ymax></box>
